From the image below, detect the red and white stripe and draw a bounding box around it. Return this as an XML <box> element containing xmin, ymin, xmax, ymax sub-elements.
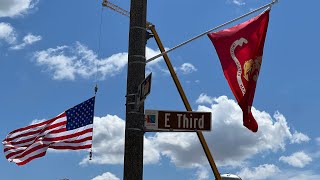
<box><xmin>2</xmin><ymin>113</ymin><xmax>92</xmax><ymax>166</ymax></box>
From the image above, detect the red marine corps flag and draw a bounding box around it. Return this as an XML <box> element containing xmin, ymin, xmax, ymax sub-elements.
<box><xmin>208</xmin><ymin>10</ymin><xmax>270</xmax><ymax>132</ymax></box>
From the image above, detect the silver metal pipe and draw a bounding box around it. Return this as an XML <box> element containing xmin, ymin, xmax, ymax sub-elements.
<box><xmin>146</xmin><ymin>0</ymin><xmax>278</xmax><ymax>63</ymax></box>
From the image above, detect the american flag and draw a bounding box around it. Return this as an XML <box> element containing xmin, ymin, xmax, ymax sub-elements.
<box><xmin>2</xmin><ymin>97</ymin><xmax>95</xmax><ymax>166</ymax></box>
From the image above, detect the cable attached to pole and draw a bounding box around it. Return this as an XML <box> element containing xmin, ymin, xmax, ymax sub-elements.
<box><xmin>89</xmin><ymin>83</ymin><xmax>98</xmax><ymax>161</ymax></box>
<box><xmin>146</xmin><ymin>0</ymin><xmax>278</xmax><ymax>64</ymax></box>
<box><xmin>90</xmin><ymin>82</ymin><xmax>98</xmax><ymax>161</ymax></box>
<box><xmin>90</xmin><ymin>5</ymin><xmax>104</xmax><ymax>161</ymax></box>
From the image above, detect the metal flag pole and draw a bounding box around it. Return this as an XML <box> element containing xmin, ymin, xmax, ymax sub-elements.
<box><xmin>146</xmin><ymin>0</ymin><xmax>278</xmax><ymax>64</ymax></box>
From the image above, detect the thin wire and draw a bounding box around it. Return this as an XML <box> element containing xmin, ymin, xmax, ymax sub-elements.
<box><xmin>90</xmin><ymin>6</ymin><xmax>104</xmax><ymax>161</ymax></box>
<box><xmin>95</xmin><ymin>7</ymin><xmax>104</xmax><ymax>85</ymax></box>
<box><xmin>146</xmin><ymin>0</ymin><xmax>278</xmax><ymax>64</ymax></box>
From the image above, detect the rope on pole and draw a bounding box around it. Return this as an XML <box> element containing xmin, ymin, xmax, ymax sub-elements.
<box><xmin>146</xmin><ymin>0</ymin><xmax>278</xmax><ymax>64</ymax></box>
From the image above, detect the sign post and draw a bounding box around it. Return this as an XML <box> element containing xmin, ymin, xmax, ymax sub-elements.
<box><xmin>136</xmin><ymin>73</ymin><xmax>152</xmax><ymax>108</ymax></box>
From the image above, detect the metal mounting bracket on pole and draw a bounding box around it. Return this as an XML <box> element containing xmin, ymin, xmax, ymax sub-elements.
<box><xmin>136</xmin><ymin>73</ymin><xmax>152</xmax><ymax>108</ymax></box>
<box><xmin>126</xmin><ymin>73</ymin><xmax>152</xmax><ymax>112</ymax></box>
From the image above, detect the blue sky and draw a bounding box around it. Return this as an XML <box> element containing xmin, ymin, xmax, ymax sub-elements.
<box><xmin>1</xmin><ymin>0</ymin><xmax>320</xmax><ymax>179</ymax></box>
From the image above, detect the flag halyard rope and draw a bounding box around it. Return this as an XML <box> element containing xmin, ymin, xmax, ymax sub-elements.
<box><xmin>90</xmin><ymin>6</ymin><xmax>104</xmax><ymax>161</ymax></box>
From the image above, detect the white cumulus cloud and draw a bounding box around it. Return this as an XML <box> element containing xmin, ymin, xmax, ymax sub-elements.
<box><xmin>33</xmin><ymin>44</ymin><xmax>194</xmax><ymax>79</ymax></box>
<box><xmin>79</xmin><ymin>115</ymin><xmax>160</xmax><ymax>166</ymax></box>
<box><xmin>230</xmin><ymin>0</ymin><xmax>245</xmax><ymax>6</ymax></box>
<box><xmin>45</xmin><ymin>94</ymin><xmax>308</xmax><ymax>176</ymax></box>
<box><xmin>27</xmin><ymin>94</ymin><xmax>309</xmax><ymax>177</ymax></box>
<box><xmin>33</xmin><ymin>43</ymin><xmax>165</xmax><ymax>80</ymax></box>
<box><xmin>29</xmin><ymin>119</ymin><xmax>45</xmax><ymax>125</ymax></box>
<box><xmin>150</xmin><ymin>94</ymin><xmax>309</xmax><ymax>168</ymax></box>
<box><xmin>0</xmin><ymin>22</ymin><xmax>17</xmax><ymax>44</ymax></box>
<box><xmin>238</xmin><ymin>164</ymin><xmax>280</xmax><ymax>180</ymax></box>
<box><xmin>145</xmin><ymin>47</ymin><xmax>164</xmax><ymax>66</ymax></box>
<box><xmin>194</xmin><ymin>166</ymin><xmax>209</xmax><ymax>180</ymax></box>
<box><xmin>33</xmin><ymin>42</ymin><xmax>128</xmax><ymax>80</ymax></box>
<box><xmin>11</xmin><ymin>33</ymin><xmax>42</xmax><ymax>50</ymax></box>
<box><xmin>0</xmin><ymin>0</ymin><xmax>37</xmax><ymax>18</ymax></box>
<box><xmin>0</xmin><ymin>23</ymin><xmax>41</xmax><ymax>49</ymax></box>
<box><xmin>145</xmin><ymin>48</ymin><xmax>198</xmax><ymax>77</ymax></box>
<box><xmin>279</xmin><ymin>151</ymin><xmax>312</xmax><ymax>168</ymax></box>
<box><xmin>291</xmin><ymin>131</ymin><xmax>310</xmax><ymax>144</ymax></box>
<box><xmin>196</xmin><ymin>93</ymin><xmax>215</xmax><ymax>104</ymax></box>
<box><xmin>179</xmin><ymin>63</ymin><xmax>197</xmax><ymax>74</ymax></box>
<box><xmin>91</xmin><ymin>172</ymin><xmax>119</xmax><ymax>180</ymax></box>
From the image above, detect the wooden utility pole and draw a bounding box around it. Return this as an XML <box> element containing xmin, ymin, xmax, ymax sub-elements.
<box><xmin>123</xmin><ymin>0</ymin><xmax>147</xmax><ymax>179</ymax></box>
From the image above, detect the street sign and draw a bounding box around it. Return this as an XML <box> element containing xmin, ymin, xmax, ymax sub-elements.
<box><xmin>136</xmin><ymin>73</ymin><xmax>152</xmax><ymax>106</ymax></box>
<box><xmin>145</xmin><ymin>110</ymin><xmax>211</xmax><ymax>132</ymax></box>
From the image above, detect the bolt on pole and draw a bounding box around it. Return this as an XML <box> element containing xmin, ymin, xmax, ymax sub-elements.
<box><xmin>123</xmin><ymin>0</ymin><xmax>147</xmax><ymax>179</ymax></box>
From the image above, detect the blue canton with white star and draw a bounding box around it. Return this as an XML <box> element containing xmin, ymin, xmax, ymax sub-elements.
<box><xmin>66</xmin><ymin>97</ymin><xmax>95</xmax><ymax>131</ymax></box>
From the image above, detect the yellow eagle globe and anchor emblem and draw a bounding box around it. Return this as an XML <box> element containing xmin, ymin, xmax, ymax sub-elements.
<box><xmin>243</xmin><ymin>56</ymin><xmax>262</xmax><ymax>82</ymax></box>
